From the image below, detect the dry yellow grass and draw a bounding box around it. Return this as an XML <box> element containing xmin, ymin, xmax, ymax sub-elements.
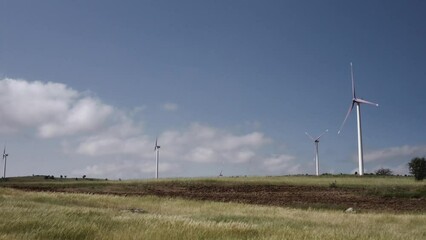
<box><xmin>0</xmin><ymin>187</ymin><xmax>425</xmax><ymax>240</ymax></box>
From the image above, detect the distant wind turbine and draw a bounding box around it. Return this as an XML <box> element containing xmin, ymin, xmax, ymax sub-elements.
<box><xmin>338</xmin><ymin>62</ymin><xmax>379</xmax><ymax>176</ymax></box>
<box><xmin>3</xmin><ymin>146</ymin><xmax>9</xmax><ymax>179</ymax></box>
<box><xmin>305</xmin><ymin>130</ymin><xmax>328</xmax><ymax>176</ymax></box>
<box><xmin>154</xmin><ymin>138</ymin><xmax>160</xmax><ymax>179</ymax></box>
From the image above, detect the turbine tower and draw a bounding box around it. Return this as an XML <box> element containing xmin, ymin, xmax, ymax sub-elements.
<box><xmin>305</xmin><ymin>130</ymin><xmax>328</xmax><ymax>176</ymax></box>
<box><xmin>154</xmin><ymin>138</ymin><xmax>160</xmax><ymax>179</ymax></box>
<box><xmin>3</xmin><ymin>146</ymin><xmax>9</xmax><ymax>179</ymax></box>
<box><xmin>338</xmin><ymin>62</ymin><xmax>379</xmax><ymax>176</ymax></box>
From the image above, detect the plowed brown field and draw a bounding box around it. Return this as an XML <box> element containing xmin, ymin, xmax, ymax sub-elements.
<box><xmin>10</xmin><ymin>182</ymin><xmax>426</xmax><ymax>212</ymax></box>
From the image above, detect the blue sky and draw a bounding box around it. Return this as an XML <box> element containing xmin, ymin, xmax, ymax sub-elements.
<box><xmin>1</xmin><ymin>0</ymin><xmax>426</xmax><ymax>179</ymax></box>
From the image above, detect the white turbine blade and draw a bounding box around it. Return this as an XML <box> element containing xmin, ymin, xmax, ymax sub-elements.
<box><xmin>154</xmin><ymin>138</ymin><xmax>158</xmax><ymax>151</ymax></box>
<box><xmin>355</xmin><ymin>98</ymin><xmax>379</xmax><ymax>107</ymax></box>
<box><xmin>350</xmin><ymin>62</ymin><xmax>356</xmax><ymax>98</ymax></box>
<box><xmin>305</xmin><ymin>132</ymin><xmax>314</xmax><ymax>140</ymax></box>
<box><xmin>315</xmin><ymin>129</ymin><xmax>329</xmax><ymax>141</ymax></box>
<box><xmin>338</xmin><ymin>102</ymin><xmax>355</xmax><ymax>134</ymax></box>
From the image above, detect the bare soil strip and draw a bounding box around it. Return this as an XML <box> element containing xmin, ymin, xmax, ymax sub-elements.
<box><xmin>9</xmin><ymin>182</ymin><xmax>426</xmax><ymax>212</ymax></box>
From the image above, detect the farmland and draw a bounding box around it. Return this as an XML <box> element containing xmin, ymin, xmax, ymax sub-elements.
<box><xmin>1</xmin><ymin>175</ymin><xmax>425</xmax><ymax>239</ymax></box>
<box><xmin>2</xmin><ymin>175</ymin><xmax>426</xmax><ymax>212</ymax></box>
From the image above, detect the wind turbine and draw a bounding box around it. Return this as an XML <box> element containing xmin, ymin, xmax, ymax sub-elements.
<box><xmin>338</xmin><ymin>62</ymin><xmax>379</xmax><ymax>176</ymax></box>
<box><xmin>305</xmin><ymin>130</ymin><xmax>328</xmax><ymax>176</ymax></box>
<box><xmin>3</xmin><ymin>146</ymin><xmax>9</xmax><ymax>179</ymax></box>
<box><xmin>154</xmin><ymin>138</ymin><xmax>160</xmax><ymax>179</ymax></box>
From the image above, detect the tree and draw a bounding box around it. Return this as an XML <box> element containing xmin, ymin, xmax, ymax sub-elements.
<box><xmin>408</xmin><ymin>157</ymin><xmax>426</xmax><ymax>181</ymax></box>
<box><xmin>375</xmin><ymin>168</ymin><xmax>393</xmax><ymax>176</ymax></box>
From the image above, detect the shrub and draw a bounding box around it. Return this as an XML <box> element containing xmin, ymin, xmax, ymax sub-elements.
<box><xmin>375</xmin><ymin>168</ymin><xmax>393</xmax><ymax>176</ymax></box>
<box><xmin>408</xmin><ymin>157</ymin><xmax>426</xmax><ymax>181</ymax></box>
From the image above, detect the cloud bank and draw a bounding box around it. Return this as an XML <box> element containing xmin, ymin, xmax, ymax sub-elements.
<box><xmin>3</xmin><ymin>78</ymin><xmax>420</xmax><ymax>178</ymax></box>
<box><xmin>364</xmin><ymin>145</ymin><xmax>426</xmax><ymax>163</ymax></box>
<box><xmin>357</xmin><ymin>145</ymin><xmax>426</xmax><ymax>174</ymax></box>
<box><xmin>1</xmin><ymin>78</ymin><xmax>302</xmax><ymax>178</ymax></box>
<box><xmin>161</xmin><ymin>123</ymin><xmax>271</xmax><ymax>164</ymax></box>
<box><xmin>0</xmin><ymin>78</ymin><xmax>113</xmax><ymax>138</ymax></box>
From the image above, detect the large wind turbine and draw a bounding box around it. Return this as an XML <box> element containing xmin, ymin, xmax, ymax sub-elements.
<box><xmin>305</xmin><ymin>130</ymin><xmax>328</xmax><ymax>176</ymax></box>
<box><xmin>154</xmin><ymin>138</ymin><xmax>160</xmax><ymax>179</ymax></box>
<box><xmin>3</xmin><ymin>146</ymin><xmax>9</xmax><ymax>179</ymax></box>
<box><xmin>338</xmin><ymin>62</ymin><xmax>379</xmax><ymax>176</ymax></box>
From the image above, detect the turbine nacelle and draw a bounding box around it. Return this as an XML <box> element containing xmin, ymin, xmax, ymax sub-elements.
<box><xmin>2</xmin><ymin>146</ymin><xmax>7</xmax><ymax>159</ymax></box>
<box><xmin>154</xmin><ymin>138</ymin><xmax>160</xmax><ymax>151</ymax></box>
<box><xmin>154</xmin><ymin>138</ymin><xmax>160</xmax><ymax>179</ymax></box>
<box><xmin>305</xmin><ymin>129</ymin><xmax>328</xmax><ymax>142</ymax></box>
<box><xmin>2</xmin><ymin>145</ymin><xmax>8</xmax><ymax>179</ymax></box>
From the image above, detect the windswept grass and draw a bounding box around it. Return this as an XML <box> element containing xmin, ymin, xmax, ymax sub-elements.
<box><xmin>0</xmin><ymin>188</ymin><xmax>425</xmax><ymax>240</ymax></box>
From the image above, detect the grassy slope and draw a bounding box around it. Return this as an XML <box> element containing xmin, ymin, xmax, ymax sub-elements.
<box><xmin>0</xmin><ymin>176</ymin><xmax>425</xmax><ymax>239</ymax></box>
<box><xmin>0</xmin><ymin>187</ymin><xmax>425</xmax><ymax>240</ymax></box>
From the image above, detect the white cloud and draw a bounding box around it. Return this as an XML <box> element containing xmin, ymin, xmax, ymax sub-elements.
<box><xmin>0</xmin><ymin>78</ymin><xmax>113</xmax><ymax>138</ymax></box>
<box><xmin>185</xmin><ymin>147</ymin><xmax>218</xmax><ymax>163</ymax></box>
<box><xmin>232</xmin><ymin>150</ymin><xmax>256</xmax><ymax>163</ymax></box>
<box><xmin>351</xmin><ymin>144</ymin><xmax>426</xmax><ymax>174</ymax></box>
<box><xmin>77</xmin><ymin>122</ymin><xmax>270</xmax><ymax>164</ymax></box>
<box><xmin>73</xmin><ymin>161</ymin><xmax>180</xmax><ymax>179</ymax></box>
<box><xmin>0</xmin><ymin>78</ymin><xmax>300</xmax><ymax>178</ymax></box>
<box><xmin>162</xmin><ymin>102</ymin><xmax>179</xmax><ymax>111</ymax></box>
<box><xmin>261</xmin><ymin>154</ymin><xmax>301</xmax><ymax>174</ymax></box>
<box><xmin>39</xmin><ymin>98</ymin><xmax>113</xmax><ymax>138</ymax></box>
<box><xmin>74</xmin><ymin>122</ymin><xmax>279</xmax><ymax>177</ymax></box>
<box><xmin>363</xmin><ymin>145</ymin><xmax>426</xmax><ymax>163</ymax></box>
<box><xmin>76</xmin><ymin>115</ymin><xmax>151</xmax><ymax>157</ymax></box>
<box><xmin>0</xmin><ymin>80</ymin><xmax>271</xmax><ymax>176</ymax></box>
<box><xmin>160</xmin><ymin>123</ymin><xmax>271</xmax><ymax>163</ymax></box>
<box><xmin>77</xmin><ymin>136</ymin><xmax>152</xmax><ymax>157</ymax></box>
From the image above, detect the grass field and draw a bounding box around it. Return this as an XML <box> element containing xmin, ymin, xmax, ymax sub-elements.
<box><xmin>1</xmin><ymin>175</ymin><xmax>425</xmax><ymax>239</ymax></box>
<box><xmin>1</xmin><ymin>187</ymin><xmax>425</xmax><ymax>240</ymax></box>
